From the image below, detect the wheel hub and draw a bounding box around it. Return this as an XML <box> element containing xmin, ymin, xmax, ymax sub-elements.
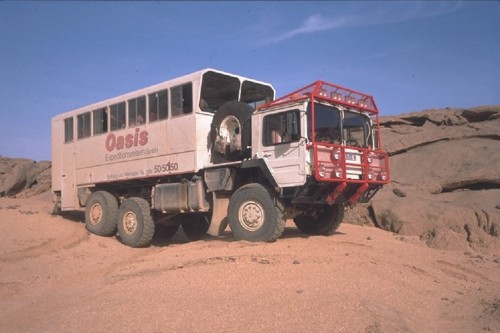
<box><xmin>219</xmin><ymin>116</ymin><xmax>242</xmax><ymax>152</ymax></box>
<box><xmin>220</xmin><ymin>116</ymin><xmax>240</xmax><ymax>142</ymax></box>
<box><xmin>89</xmin><ymin>203</ymin><xmax>102</xmax><ymax>225</ymax></box>
<box><xmin>122</xmin><ymin>212</ymin><xmax>138</xmax><ymax>235</ymax></box>
<box><xmin>239</xmin><ymin>200</ymin><xmax>265</xmax><ymax>231</ymax></box>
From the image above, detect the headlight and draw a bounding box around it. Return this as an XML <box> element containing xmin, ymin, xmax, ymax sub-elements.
<box><xmin>334</xmin><ymin>166</ymin><xmax>343</xmax><ymax>178</ymax></box>
<box><xmin>318</xmin><ymin>164</ymin><xmax>327</xmax><ymax>178</ymax></box>
<box><xmin>367</xmin><ymin>152</ymin><xmax>375</xmax><ymax>164</ymax></box>
<box><xmin>379</xmin><ymin>171</ymin><xmax>388</xmax><ymax>181</ymax></box>
<box><xmin>367</xmin><ymin>170</ymin><xmax>376</xmax><ymax>180</ymax></box>
<box><xmin>331</xmin><ymin>148</ymin><xmax>341</xmax><ymax>160</ymax></box>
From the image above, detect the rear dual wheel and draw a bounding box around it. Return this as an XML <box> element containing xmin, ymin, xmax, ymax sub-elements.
<box><xmin>85</xmin><ymin>191</ymin><xmax>118</xmax><ymax>236</ymax></box>
<box><xmin>117</xmin><ymin>197</ymin><xmax>155</xmax><ymax>248</ymax></box>
<box><xmin>86</xmin><ymin>193</ymin><xmax>156</xmax><ymax>247</ymax></box>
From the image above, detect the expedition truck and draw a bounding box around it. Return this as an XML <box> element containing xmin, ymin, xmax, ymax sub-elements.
<box><xmin>52</xmin><ymin>68</ymin><xmax>389</xmax><ymax>247</ymax></box>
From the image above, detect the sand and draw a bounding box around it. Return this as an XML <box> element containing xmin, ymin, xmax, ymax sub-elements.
<box><xmin>1</xmin><ymin>192</ymin><xmax>498</xmax><ymax>333</ymax></box>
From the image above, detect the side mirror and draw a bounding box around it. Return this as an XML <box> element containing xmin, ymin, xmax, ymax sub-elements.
<box><xmin>372</xmin><ymin>126</ymin><xmax>379</xmax><ymax>150</ymax></box>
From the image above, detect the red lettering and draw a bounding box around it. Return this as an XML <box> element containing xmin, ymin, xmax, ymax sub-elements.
<box><xmin>104</xmin><ymin>129</ymin><xmax>149</xmax><ymax>152</ymax></box>
<box><xmin>105</xmin><ymin>134</ymin><xmax>116</xmax><ymax>152</ymax></box>
<box><xmin>125</xmin><ymin>134</ymin><xmax>134</xmax><ymax>148</ymax></box>
<box><xmin>139</xmin><ymin>131</ymin><xmax>148</xmax><ymax>145</ymax></box>
<box><xmin>116</xmin><ymin>136</ymin><xmax>125</xmax><ymax>150</ymax></box>
<box><xmin>134</xmin><ymin>128</ymin><xmax>140</xmax><ymax>146</ymax></box>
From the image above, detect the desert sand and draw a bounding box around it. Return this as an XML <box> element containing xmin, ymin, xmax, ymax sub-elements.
<box><xmin>1</xmin><ymin>106</ymin><xmax>499</xmax><ymax>332</ymax></box>
<box><xmin>0</xmin><ymin>191</ymin><xmax>498</xmax><ymax>333</ymax></box>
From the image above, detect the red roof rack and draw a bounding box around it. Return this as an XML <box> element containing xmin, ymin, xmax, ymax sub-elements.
<box><xmin>258</xmin><ymin>80</ymin><xmax>379</xmax><ymax>114</ymax></box>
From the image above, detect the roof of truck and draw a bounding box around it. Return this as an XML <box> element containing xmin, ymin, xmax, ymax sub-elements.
<box><xmin>52</xmin><ymin>68</ymin><xmax>275</xmax><ymax>121</ymax></box>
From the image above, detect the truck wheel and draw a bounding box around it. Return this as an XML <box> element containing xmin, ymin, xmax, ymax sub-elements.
<box><xmin>210</xmin><ymin>101</ymin><xmax>254</xmax><ymax>163</ymax></box>
<box><xmin>228</xmin><ymin>184</ymin><xmax>285</xmax><ymax>242</ymax></box>
<box><xmin>117</xmin><ymin>197</ymin><xmax>155</xmax><ymax>247</ymax></box>
<box><xmin>85</xmin><ymin>191</ymin><xmax>118</xmax><ymax>236</ymax></box>
<box><xmin>293</xmin><ymin>204</ymin><xmax>344</xmax><ymax>235</ymax></box>
<box><xmin>182</xmin><ymin>213</ymin><xmax>210</xmax><ymax>240</ymax></box>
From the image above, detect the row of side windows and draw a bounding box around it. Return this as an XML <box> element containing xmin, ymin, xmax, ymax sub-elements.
<box><xmin>63</xmin><ymin>83</ymin><xmax>192</xmax><ymax>143</ymax></box>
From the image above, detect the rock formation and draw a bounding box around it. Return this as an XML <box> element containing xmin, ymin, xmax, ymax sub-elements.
<box><xmin>1</xmin><ymin>105</ymin><xmax>499</xmax><ymax>252</ymax></box>
<box><xmin>349</xmin><ymin>105</ymin><xmax>500</xmax><ymax>252</ymax></box>
<box><xmin>0</xmin><ymin>157</ymin><xmax>51</xmax><ymax>198</ymax></box>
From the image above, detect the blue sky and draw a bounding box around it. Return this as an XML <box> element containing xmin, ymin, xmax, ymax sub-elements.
<box><xmin>1</xmin><ymin>1</ymin><xmax>499</xmax><ymax>161</ymax></box>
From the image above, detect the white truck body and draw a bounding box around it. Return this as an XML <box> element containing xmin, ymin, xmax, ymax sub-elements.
<box><xmin>51</xmin><ymin>69</ymin><xmax>389</xmax><ymax>247</ymax></box>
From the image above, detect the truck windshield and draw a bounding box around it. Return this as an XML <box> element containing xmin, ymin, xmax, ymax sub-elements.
<box><xmin>200</xmin><ymin>71</ymin><xmax>274</xmax><ymax>112</ymax></box>
<box><xmin>309</xmin><ymin>103</ymin><xmax>371</xmax><ymax>148</ymax></box>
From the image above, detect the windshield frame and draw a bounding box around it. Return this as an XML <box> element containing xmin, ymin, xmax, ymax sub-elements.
<box><xmin>308</xmin><ymin>102</ymin><xmax>373</xmax><ymax>148</ymax></box>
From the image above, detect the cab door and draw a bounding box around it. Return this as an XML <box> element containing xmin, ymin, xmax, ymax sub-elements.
<box><xmin>256</xmin><ymin>107</ymin><xmax>307</xmax><ymax>187</ymax></box>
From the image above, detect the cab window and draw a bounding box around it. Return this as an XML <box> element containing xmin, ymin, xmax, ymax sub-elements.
<box><xmin>263</xmin><ymin>110</ymin><xmax>300</xmax><ymax>146</ymax></box>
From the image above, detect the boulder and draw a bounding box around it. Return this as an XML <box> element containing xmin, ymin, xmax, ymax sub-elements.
<box><xmin>0</xmin><ymin>156</ymin><xmax>51</xmax><ymax>198</ymax></box>
<box><xmin>345</xmin><ymin>105</ymin><xmax>500</xmax><ymax>253</ymax></box>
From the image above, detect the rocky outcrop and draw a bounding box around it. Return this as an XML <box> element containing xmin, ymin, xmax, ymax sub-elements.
<box><xmin>0</xmin><ymin>157</ymin><xmax>51</xmax><ymax>198</ymax></box>
<box><xmin>346</xmin><ymin>105</ymin><xmax>500</xmax><ymax>253</ymax></box>
<box><xmin>2</xmin><ymin>105</ymin><xmax>499</xmax><ymax>252</ymax></box>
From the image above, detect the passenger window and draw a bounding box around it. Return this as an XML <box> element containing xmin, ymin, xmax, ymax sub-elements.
<box><xmin>93</xmin><ymin>107</ymin><xmax>108</xmax><ymax>135</ymax></box>
<box><xmin>110</xmin><ymin>102</ymin><xmax>126</xmax><ymax>131</ymax></box>
<box><xmin>171</xmin><ymin>83</ymin><xmax>193</xmax><ymax>117</ymax></box>
<box><xmin>148</xmin><ymin>89</ymin><xmax>168</xmax><ymax>122</ymax></box>
<box><xmin>263</xmin><ymin>110</ymin><xmax>300</xmax><ymax>146</ymax></box>
<box><xmin>64</xmin><ymin>117</ymin><xmax>74</xmax><ymax>143</ymax></box>
<box><xmin>128</xmin><ymin>96</ymin><xmax>146</xmax><ymax>127</ymax></box>
<box><xmin>241</xmin><ymin>80</ymin><xmax>274</xmax><ymax>109</ymax></box>
<box><xmin>77</xmin><ymin>112</ymin><xmax>91</xmax><ymax>139</ymax></box>
<box><xmin>200</xmin><ymin>71</ymin><xmax>239</xmax><ymax>112</ymax></box>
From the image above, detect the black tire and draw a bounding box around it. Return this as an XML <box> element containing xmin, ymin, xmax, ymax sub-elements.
<box><xmin>117</xmin><ymin>197</ymin><xmax>155</xmax><ymax>247</ymax></box>
<box><xmin>155</xmin><ymin>224</ymin><xmax>179</xmax><ymax>240</ymax></box>
<box><xmin>181</xmin><ymin>213</ymin><xmax>210</xmax><ymax>240</ymax></box>
<box><xmin>85</xmin><ymin>191</ymin><xmax>118</xmax><ymax>236</ymax></box>
<box><xmin>228</xmin><ymin>183</ymin><xmax>285</xmax><ymax>242</ymax></box>
<box><xmin>293</xmin><ymin>204</ymin><xmax>344</xmax><ymax>236</ymax></box>
<box><xmin>210</xmin><ymin>101</ymin><xmax>254</xmax><ymax>163</ymax></box>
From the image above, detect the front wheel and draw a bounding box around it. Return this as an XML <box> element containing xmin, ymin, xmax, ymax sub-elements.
<box><xmin>117</xmin><ymin>197</ymin><xmax>155</xmax><ymax>247</ymax></box>
<box><xmin>293</xmin><ymin>204</ymin><xmax>344</xmax><ymax>235</ymax></box>
<box><xmin>228</xmin><ymin>184</ymin><xmax>286</xmax><ymax>242</ymax></box>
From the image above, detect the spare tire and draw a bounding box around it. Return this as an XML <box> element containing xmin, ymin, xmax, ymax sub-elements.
<box><xmin>210</xmin><ymin>101</ymin><xmax>254</xmax><ymax>163</ymax></box>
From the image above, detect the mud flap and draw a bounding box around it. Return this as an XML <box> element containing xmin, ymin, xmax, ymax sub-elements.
<box><xmin>207</xmin><ymin>192</ymin><xmax>230</xmax><ymax>236</ymax></box>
